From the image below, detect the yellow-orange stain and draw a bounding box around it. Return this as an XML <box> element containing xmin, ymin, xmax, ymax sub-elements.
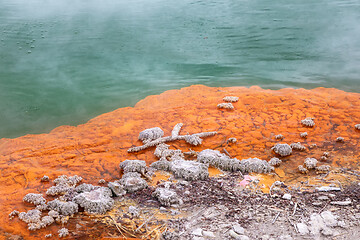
<box><xmin>208</xmin><ymin>166</ymin><xmax>222</xmax><ymax>177</ymax></box>
<box><xmin>0</xmin><ymin>85</ymin><xmax>360</xmax><ymax>239</ymax></box>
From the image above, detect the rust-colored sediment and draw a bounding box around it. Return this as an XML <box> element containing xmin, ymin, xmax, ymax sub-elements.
<box><xmin>1</xmin><ymin>85</ymin><xmax>360</xmax><ymax>239</ymax></box>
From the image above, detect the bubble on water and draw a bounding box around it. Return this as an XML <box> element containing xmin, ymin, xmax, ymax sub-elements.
<box><xmin>27</xmin><ymin>50</ymin><xmax>32</xmax><ymax>54</ymax></box>
<box><xmin>32</xmin><ymin>39</ymin><xmax>36</xmax><ymax>42</ymax></box>
<box><xmin>41</xmin><ymin>36</ymin><xmax>45</xmax><ymax>38</ymax></box>
<box><xmin>30</xmin><ymin>45</ymin><xmax>35</xmax><ymax>48</ymax></box>
<box><xmin>17</xmin><ymin>42</ymin><xmax>20</xmax><ymax>44</ymax></box>
<box><xmin>19</xmin><ymin>47</ymin><xmax>22</xmax><ymax>50</ymax></box>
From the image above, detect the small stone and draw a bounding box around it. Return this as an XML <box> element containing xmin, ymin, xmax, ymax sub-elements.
<box><xmin>318</xmin><ymin>196</ymin><xmax>329</xmax><ymax>201</ymax></box>
<box><xmin>316</xmin><ymin>186</ymin><xmax>341</xmax><ymax>192</ymax></box>
<box><xmin>337</xmin><ymin>221</ymin><xmax>346</xmax><ymax>228</ymax></box>
<box><xmin>227</xmin><ymin>137</ymin><xmax>237</xmax><ymax>144</ymax></box>
<box><xmin>41</xmin><ymin>176</ymin><xmax>50</xmax><ymax>182</ymax></box>
<box><xmin>309</xmin><ymin>143</ymin><xmax>317</xmax><ymax>149</ymax></box>
<box><xmin>192</xmin><ymin>237</ymin><xmax>205</xmax><ymax>240</ymax></box>
<box><xmin>98</xmin><ymin>179</ymin><xmax>106</xmax><ymax>184</ymax></box>
<box><xmin>202</xmin><ymin>231</ymin><xmax>216</xmax><ymax>238</ymax></box>
<box><xmin>275</xmin><ymin>134</ymin><xmax>284</xmax><ymax>140</ymax></box>
<box><xmin>278</xmin><ymin>235</ymin><xmax>293</xmax><ymax>240</ymax></box>
<box><xmin>312</xmin><ymin>202</ymin><xmax>323</xmax><ymax>206</ymax></box>
<box><xmin>355</xmin><ymin>124</ymin><xmax>360</xmax><ymax>130</ymax></box>
<box><xmin>170</xmin><ymin>210</ymin><xmax>180</xmax><ymax>216</ymax></box>
<box><xmin>192</xmin><ymin>228</ymin><xmax>203</xmax><ymax>236</ymax></box>
<box><xmin>322</xmin><ymin>152</ymin><xmax>330</xmax><ymax>157</ymax></box>
<box><xmin>45</xmin><ymin>233</ymin><xmax>52</xmax><ymax>238</ymax></box>
<box><xmin>282</xmin><ymin>193</ymin><xmax>292</xmax><ymax>200</ymax></box>
<box><xmin>321</xmin><ymin>227</ymin><xmax>334</xmax><ymax>236</ymax></box>
<box><xmin>233</xmin><ymin>224</ymin><xmax>245</xmax><ymax>235</ymax></box>
<box><xmin>238</xmin><ymin>236</ymin><xmax>250</xmax><ymax>240</ymax></box>
<box><xmin>321</xmin><ymin>211</ymin><xmax>338</xmax><ymax>227</ymax></box>
<box><xmin>330</xmin><ymin>200</ymin><xmax>352</xmax><ymax>206</ymax></box>
<box><xmin>228</xmin><ymin>230</ymin><xmax>241</xmax><ymax>239</ymax></box>
<box><xmin>336</xmin><ymin>137</ymin><xmax>344</xmax><ymax>142</ymax></box>
<box><xmin>128</xmin><ymin>206</ymin><xmax>140</xmax><ymax>217</ymax></box>
<box><xmin>296</xmin><ymin>222</ymin><xmax>309</xmax><ymax>235</ymax></box>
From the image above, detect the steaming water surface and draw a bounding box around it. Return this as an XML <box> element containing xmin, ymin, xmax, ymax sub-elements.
<box><xmin>1</xmin><ymin>0</ymin><xmax>360</xmax><ymax>138</ymax></box>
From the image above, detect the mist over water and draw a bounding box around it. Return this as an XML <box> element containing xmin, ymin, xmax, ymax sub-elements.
<box><xmin>0</xmin><ymin>0</ymin><xmax>360</xmax><ymax>138</ymax></box>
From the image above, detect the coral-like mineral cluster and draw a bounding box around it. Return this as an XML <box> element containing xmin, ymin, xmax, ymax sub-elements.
<box><xmin>301</xmin><ymin>117</ymin><xmax>315</xmax><ymax>127</ymax></box>
<box><xmin>152</xmin><ymin>187</ymin><xmax>182</xmax><ymax>207</ymax></box>
<box><xmin>120</xmin><ymin>159</ymin><xmax>147</xmax><ymax>174</ymax></box>
<box><xmin>119</xmin><ymin>172</ymin><xmax>148</xmax><ymax>193</ymax></box>
<box><xmin>128</xmin><ymin>123</ymin><xmax>217</xmax><ymax>153</ymax></box>
<box><xmin>47</xmin><ymin>200</ymin><xmax>78</xmax><ymax>216</ymax></box>
<box><xmin>300</xmin><ymin>132</ymin><xmax>308</xmax><ymax>138</ymax></box>
<box><xmin>239</xmin><ymin>158</ymin><xmax>274</xmax><ymax>174</ymax></box>
<box><xmin>73</xmin><ymin>187</ymin><xmax>114</xmax><ymax>214</ymax></box>
<box><xmin>290</xmin><ymin>142</ymin><xmax>306</xmax><ymax>151</ymax></box>
<box><xmin>46</xmin><ymin>175</ymin><xmax>82</xmax><ymax>196</ymax></box>
<box><xmin>298</xmin><ymin>165</ymin><xmax>308</xmax><ymax>174</ymax></box>
<box><xmin>217</xmin><ymin>103</ymin><xmax>234</xmax><ymax>110</ymax></box>
<box><xmin>304</xmin><ymin>158</ymin><xmax>318</xmax><ymax>169</ymax></box>
<box><xmin>197</xmin><ymin>149</ymin><xmax>241</xmax><ymax>172</ymax></box>
<box><xmin>58</xmin><ymin>228</ymin><xmax>69</xmax><ymax>238</ymax></box>
<box><xmin>108</xmin><ymin>181</ymin><xmax>126</xmax><ymax>197</ymax></box>
<box><xmin>171</xmin><ymin>159</ymin><xmax>209</xmax><ymax>181</ymax></box>
<box><xmin>268</xmin><ymin>157</ymin><xmax>282</xmax><ymax>167</ymax></box>
<box><xmin>315</xmin><ymin>165</ymin><xmax>331</xmax><ymax>173</ymax></box>
<box><xmin>138</xmin><ymin>127</ymin><xmax>164</xmax><ymax>143</ymax></box>
<box><xmin>223</xmin><ymin>96</ymin><xmax>239</xmax><ymax>102</ymax></box>
<box><xmin>23</xmin><ymin>193</ymin><xmax>46</xmax><ymax>206</ymax></box>
<box><xmin>271</xmin><ymin>143</ymin><xmax>292</xmax><ymax>157</ymax></box>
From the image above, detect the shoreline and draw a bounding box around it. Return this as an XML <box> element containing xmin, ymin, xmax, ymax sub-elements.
<box><xmin>1</xmin><ymin>85</ymin><xmax>359</xmax><ymax>239</ymax></box>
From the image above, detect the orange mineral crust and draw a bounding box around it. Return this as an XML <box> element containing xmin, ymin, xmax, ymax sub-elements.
<box><xmin>1</xmin><ymin>85</ymin><xmax>360</xmax><ymax>239</ymax></box>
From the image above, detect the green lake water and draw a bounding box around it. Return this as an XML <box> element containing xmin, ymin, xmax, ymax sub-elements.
<box><xmin>1</xmin><ymin>0</ymin><xmax>360</xmax><ymax>138</ymax></box>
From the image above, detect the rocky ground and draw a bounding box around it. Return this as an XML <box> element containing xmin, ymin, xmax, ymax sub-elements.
<box><xmin>121</xmin><ymin>171</ymin><xmax>360</xmax><ymax>240</ymax></box>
